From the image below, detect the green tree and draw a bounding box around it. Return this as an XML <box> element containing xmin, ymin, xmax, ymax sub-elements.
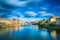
<box><xmin>39</xmin><ymin>20</ymin><xmax>45</xmax><ymax>27</ymax></box>
<box><xmin>48</xmin><ymin>22</ymin><xmax>55</xmax><ymax>27</ymax></box>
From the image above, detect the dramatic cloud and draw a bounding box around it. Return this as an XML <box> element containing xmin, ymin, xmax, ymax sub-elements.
<box><xmin>0</xmin><ymin>0</ymin><xmax>28</xmax><ymax>7</ymax></box>
<box><xmin>19</xmin><ymin>18</ymin><xmax>43</xmax><ymax>22</ymax></box>
<box><xmin>39</xmin><ymin>5</ymin><xmax>49</xmax><ymax>10</ymax></box>
<box><xmin>0</xmin><ymin>0</ymin><xmax>60</xmax><ymax>21</ymax></box>
<box><xmin>16</xmin><ymin>12</ymin><xmax>24</xmax><ymax>18</ymax></box>
<box><xmin>8</xmin><ymin>10</ymin><xmax>25</xmax><ymax>19</ymax></box>
<box><xmin>0</xmin><ymin>0</ymin><xmax>44</xmax><ymax>7</ymax></box>
<box><xmin>25</xmin><ymin>11</ymin><xmax>37</xmax><ymax>17</ymax></box>
<box><xmin>39</xmin><ymin>11</ymin><xmax>54</xmax><ymax>16</ymax></box>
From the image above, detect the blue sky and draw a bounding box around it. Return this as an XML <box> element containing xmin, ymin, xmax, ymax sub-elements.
<box><xmin>0</xmin><ymin>0</ymin><xmax>60</xmax><ymax>22</ymax></box>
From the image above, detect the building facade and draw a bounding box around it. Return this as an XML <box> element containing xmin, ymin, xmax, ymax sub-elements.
<box><xmin>47</xmin><ymin>16</ymin><xmax>60</xmax><ymax>26</ymax></box>
<box><xmin>0</xmin><ymin>18</ymin><xmax>23</xmax><ymax>27</ymax></box>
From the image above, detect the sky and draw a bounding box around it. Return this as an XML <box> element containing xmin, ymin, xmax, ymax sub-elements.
<box><xmin>0</xmin><ymin>0</ymin><xmax>60</xmax><ymax>22</ymax></box>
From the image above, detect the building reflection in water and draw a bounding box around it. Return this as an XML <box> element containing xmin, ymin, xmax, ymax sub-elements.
<box><xmin>0</xmin><ymin>25</ymin><xmax>35</xmax><ymax>33</ymax></box>
<box><xmin>51</xmin><ymin>30</ymin><xmax>57</xmax><ymax>40</ymax></box>
<box><xmin>0</xmin><ymin>26</ymin><xmax>20</xmax><ymax>35</ymax></box>
<box><xmin>0</xmin><ymin>25</ymin><xmax>58</xmax><ymax>40</ymax></box>
<box><xmin>35</xmin><ymin>25</ymin><xmax>39</xmax><ymax>30</ymax></box>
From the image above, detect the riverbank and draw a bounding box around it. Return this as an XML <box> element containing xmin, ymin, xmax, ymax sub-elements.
<box><xmin>39</xmin><ymin>27</ymin><xmax>60</xmax><ymax>31</ymax></box>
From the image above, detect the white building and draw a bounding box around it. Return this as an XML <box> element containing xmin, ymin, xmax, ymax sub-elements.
<box><xmin>47</xmin><ymin>16</ymin><xmax>60</xmax><ymax>26</ymax></box>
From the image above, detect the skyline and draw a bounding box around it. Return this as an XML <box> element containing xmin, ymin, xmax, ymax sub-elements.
<box><xmin>0</xmin><ymin>0</ymin><xmax>60</xmax><ymax>22</ymax></box>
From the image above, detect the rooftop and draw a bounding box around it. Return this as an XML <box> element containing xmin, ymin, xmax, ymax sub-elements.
<box><xmin>50</xmin><ymin>16</ymin><xmax>60</xmax><ymax>18</ymax></box>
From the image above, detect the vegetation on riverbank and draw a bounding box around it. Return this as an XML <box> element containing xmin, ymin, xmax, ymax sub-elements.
<box><xmin>44</xmin><ymin>27</ymin><xmax>60</xmax><ymax>31</ymax></box>
<box><xmin>38</xmin><ymin>20</ymin><xmax>46</xmax><ymax>27</ymax></box>
<box><xmin>38</xmin><ymin>20</ymin><xmax>60</xmax><ymax>30</ymax></box>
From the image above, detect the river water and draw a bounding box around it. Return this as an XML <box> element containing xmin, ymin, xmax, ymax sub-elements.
<box><xmin>0</xmin><ymin>25</ymin><xmax>60</xmax><ymax>40</ymax></box>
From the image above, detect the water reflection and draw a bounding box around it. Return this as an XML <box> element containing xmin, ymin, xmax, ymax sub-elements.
<box><xmin>0</xmin><ymin>25</ymin><xmax>60</xmax><ymax>40</ymax></box>
<box><xmin>51</xmin><ymin>30</ymin><xmax>57</xmax><ymax>40</ymax></box>
<box><xmin>35</xmin><ymin>25</ymin><xmax>39</xmax><ymax>30</ymax></box>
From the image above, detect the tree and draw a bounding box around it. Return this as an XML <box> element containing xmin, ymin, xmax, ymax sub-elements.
<box><xmin>39</xmin><ymin>20</ymin><xmax>45</xmax><ymax>27</ymax></box>
<box><xmin>48</xmin><ymin>22</ymin><xmax>55</xmax><ymax>27</ymax></box>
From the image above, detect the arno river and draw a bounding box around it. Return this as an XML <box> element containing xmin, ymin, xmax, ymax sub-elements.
<box><xmin>0</xmin><ymin>25</ymin><xmax>60</xmax><ymax>40</ymax></box>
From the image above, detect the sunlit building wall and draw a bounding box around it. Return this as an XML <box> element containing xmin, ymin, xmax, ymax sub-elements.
<box><xmin>0</xmin><ymin>18</ymin><xmax>23</xmax><ymax>27</ymax></box>
<box><xmin>47</xmin><ymin>16</ymin><xmax>60</xmax><ymax>25</ymax></box>
<box><xmin>0</xmin><ymin>18</ymin><xmax>12</xmax><ymax>27</ymax></box>
<box><xmin>50</xmin><ymin>17</ymin><xmax>56</xmax><ymax>23</ymax></box>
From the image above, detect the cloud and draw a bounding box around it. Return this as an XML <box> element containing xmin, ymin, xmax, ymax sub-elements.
<box><xmin>0</xmin><ymin>0</ymin><xmax>28</xmax><ymax>7</ymax></box>
<box><xmin>39</xmin><ymin>11</ymin><xmax>54</xmax><ymax>16</ymax></box>
<box><xmin>7</xmin><ymin>10</ymin><xmax>25</xmax><ymax>19</ymax></box>
<box><xmin>8</xmin><ymin>15</ymin><xmax>24</xmax><ymax>19</ymax></box>
<box><xmin>0</xmin><ymin>0</ymin><xmax>59</xmax><ymax>18</ymax></box>
<box><xmin>19</xmin><ymin>18</ymin><xmax>42</xmax><ymax>22</ymax></box>
<box><xmin>16</xmin><ymin>12</ymin><xmax>24</xmax><ymax>18</ymax></box>
<box><xmin>11</xmin><ymin>10</ymin><xmax>25</xmax><ymax>18</ymax></box>
<box><xmin>0</xmin><ymin>0</ymin><xmax>45</xmax><ymax>8</ymax></box>
<box><xmin>39</xmin><ymin>5</ymin><xmax>49</xmax><ymax>10</ymax></box>
<box><xmin>40</xmin><ymin>7</ymin><xmax>47</xmax><ymax>10</ymax></box>
<box><xmin>25</xmin><ymin>11</ymin><xmax>37</xmax><ymax>17</ymax></box>
<box><xmin>26</xmin><ymin>0</ymin><xmax>44</xmax><ymax>2</ymax></box>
